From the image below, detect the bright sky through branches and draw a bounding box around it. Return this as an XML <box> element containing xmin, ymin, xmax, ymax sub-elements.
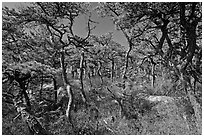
<box><xmin>2</xmin><ymin>2</ymin><xmax>128</xmax><ymax>49</ymax></box>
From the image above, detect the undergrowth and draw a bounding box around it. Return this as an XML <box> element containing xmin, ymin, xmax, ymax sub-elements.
<box><xmin>2</xmin><ymin>77</ymin><xmax>201</xmax><ymax>135</ymax></box>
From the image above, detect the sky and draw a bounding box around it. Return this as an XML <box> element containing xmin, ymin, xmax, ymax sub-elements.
<box><xmin>2</xmin><ymin>2</ymin><xmax>128</xmax><ymax>48</ymax></box>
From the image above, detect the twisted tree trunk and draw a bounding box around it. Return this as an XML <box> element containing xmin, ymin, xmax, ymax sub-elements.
<box><xmin>59</xmin><ymin>49</ymin><xmax>74</xmax><ymax>128</ymax></box>
<box><xmin>179</xmin><ymin>3</ymin><xmax>201</xmax><ymax>134</ymax></box>
<box><xmin>13</xmin><ymin>93</ymin><xmax>49</xmax><ymax>134</ymax></box>
<box><xmin>122</xmin><ymin>40</ymin><xmax>132</xmax><ymax>79</ymax></box>
<box><xmin>19</xmin><ymin>81</ymin><xmax>31</xmax><ymax>111</ymax></box>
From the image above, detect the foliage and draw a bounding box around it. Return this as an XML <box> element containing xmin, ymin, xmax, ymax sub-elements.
<box><xmin>2</xmin><ymin>2</ymin><xmax>202</xmax><ymax>135</ymax></box>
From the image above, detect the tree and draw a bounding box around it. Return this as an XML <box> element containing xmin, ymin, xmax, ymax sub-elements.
<box><xmin>96</xmin><ymin>3</ymin><xmax>147</xmax><ymax>79</ymax></box>
<box><xmin>96</xmin><ymin>2</ymin><xmax>202</xmax><ymax>134</ymax></box>
<box><xmin>89</xmin><ymin>32</ymin><xmax>125</xmax><ymax>80</ymax></box>
<box><xmin>2</xmin><ymin>2</ymin><xmax>202</xmax><ymax>135</ymax></box>
<box><xmin>2</xmin><ymin>2</ymin><xmax>96</xmax><ymax>133</ymax></box>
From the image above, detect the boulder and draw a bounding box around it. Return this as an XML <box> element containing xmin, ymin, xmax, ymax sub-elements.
<box><xmin>140</xmin><ymin>95</ymin><xmax>191</xmax><ymax>135</ymax></box>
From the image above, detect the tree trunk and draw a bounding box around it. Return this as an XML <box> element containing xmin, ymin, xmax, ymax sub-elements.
<box><xmin>179</xmin><ymin>3</ymin><xmax>201</xmax><ymax>134</ymax></box>
<box><xmin>97</xmin><ymin>61</ymin><xmax>103</xmax><ymax>83</ymax></box>
<box><xmin>107</xmin><ymin>4</ymin><xmax>133</xmax><ymax>80</ymax></box>
<box><xmin>111</xmin><ymin>58</ymin><xmax>115</xmax><ymax>82</ymax></box>
<box><xmin>151</xmin><ymin>64</ymin><xmax>155</xmax><ymax>88</ymax></box>
<box><xmin>122</xmin><ymin>48</ymin><xmax>130</xmax><ymax>79</ymax></box>
<box><xmin>19</xmin><ymin>82</ymin><xmax>31</xmax><ymax>111</ymax></box>
<box><xmin>60</xmin><ymin>50</ymin><xmax>68</xmax><ymax>85</ymax></box>
<box><xmin>59</xmin><ymin>49</ymin><xmax>74</xmax><ymax>127</ymax></box>
<box><xmin>13</xmin><ymin>94</ymin><xmax>49</xmax><ymax>135</ymax></box>
<box><xmin>39</xmin><ymin>73</ymin><xmax>43</xmax><ymax>101</ymax></box>
<box><xmin>65</xmin><ymin>84</ymin><xmax>73</xmax><ymax>120</ymax></box>
<box><xmin>117</xmin><ymin>99</ymin><xmax>126</xmax><ymax>118</ymax></box>
<box><xmin>53</xmin><ymin>77</ymin><xmax>58</xmax><ymax>103</ymax></box>
<box><xmin>79</xmin><ymin>52</ymin><xmax>87</xmax><ymax>103</ymax></box>
<box><xmin>87</xmin><ymin>66</ymin><xmax>93</xmax><ymax>88</ymax></box>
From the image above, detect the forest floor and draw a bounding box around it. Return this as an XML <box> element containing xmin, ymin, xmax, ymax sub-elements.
<box><xmin>2</xmin><ymin>77</ymin><xmax>201</xmax><ymax>135</ymax></box>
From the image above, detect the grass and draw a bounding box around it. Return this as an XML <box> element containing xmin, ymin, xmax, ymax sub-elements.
<box><xmin>2</xmin><ymin>77</ymin><xmax>201</xmax><ymax>135</ymax></box>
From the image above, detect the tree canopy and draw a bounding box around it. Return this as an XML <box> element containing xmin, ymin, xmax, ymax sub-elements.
<box><xmin>2</xmin><ymin>2</ymin><xmax>202</xmax><ymax>135</ymax></box>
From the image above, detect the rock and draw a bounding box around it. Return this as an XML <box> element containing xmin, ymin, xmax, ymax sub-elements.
<box><xmin>140</xmin><ymin>95</ymin><xmax>190</xmax><ymax>135</ymax></box>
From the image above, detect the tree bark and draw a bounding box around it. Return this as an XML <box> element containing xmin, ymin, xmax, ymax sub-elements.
<box><xmin>60</xmin><ymin>50</ymin><xmax>68</xmax><ymax>85</ymax></box>
<box><xmin>13</xmin><ymin>94</ymin><xmax>49</xmax><ymax>135</ymax></box>
<box><xmin>65</xmin><ymin>84</ymin><xmax>73</xmax><ymax>121</ymax></box>
<box><xmin>122</xmin><ymin>38</ymin><xmax>132</xmax><ymax>79</ymax></box>
<box><xmin>19</xmin><ymin>82</ymin><xmax>31</xmax><ymax>111</ymax></box>
<box><xmin>151</xmin><ymin>64</ymin><xmax>155</xmax><ymax>88</ymax></box>
<box><xmin>79</xmin><ymin>52</ymin><xmax>87</xmax><ymax>103</ymax></box>
<box><xmin>53</xmin><ymin>77</ymin><xmax>58</xmax><ymax>103</ymax></box>
<box><xmin>97</xmin><ymin>61</ymin><xmax>103</xmax><ymax>83</ymax></box>
<box><xmin>111</xmin><ymin>58</ymin><xmax>115</xmax><ymax>82</ymax></box>
<box><xmin>39</xmin><ymin>73</ymin><xmax>43</xmax><ymax>101</ymax></box>
<box><xmin>179</xmin><ymin>3</ymin><xmax>201</xmax><ymax>134</ymax></box>
<box><xmin>87</xmin><ymin>66</ymin><xmax>93</xmax><ymax>88</ymax></box>
<box><xmin>59</xmin><ymin>49</ymin><xmax>74</xmax><ymax>127</ymax></box>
